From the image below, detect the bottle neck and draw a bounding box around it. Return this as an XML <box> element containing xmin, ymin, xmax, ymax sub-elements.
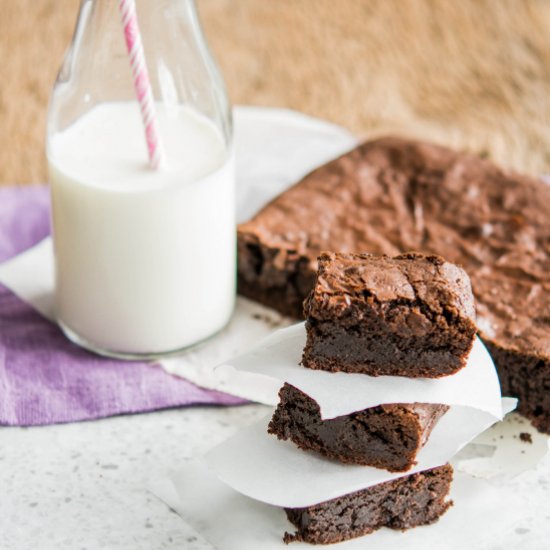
<box><xmin>71</xmin><ymin>0</ymin><xmax>209</xmax><ymax>100</ymax></box>
<box><xmin>50</xmin><ymin>0</ymin><xmax>231</xmax><ymax>144</ymax></box>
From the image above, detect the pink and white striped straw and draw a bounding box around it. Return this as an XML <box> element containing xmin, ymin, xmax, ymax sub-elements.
<box><xmin>119</xmin><ymin>0</ymin><xmax>164</xmax><ymax>169</ymax></box>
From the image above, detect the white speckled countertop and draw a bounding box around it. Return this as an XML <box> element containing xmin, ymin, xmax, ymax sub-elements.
<box><xmin>0</xmin><ymin>404</ymin><xmax>268</xmax><ymax>550</ymax></box>
<box><xmin>2</xmin><ymin>404</ymin><xmax>550</xmax><ymax>549</ymax></box>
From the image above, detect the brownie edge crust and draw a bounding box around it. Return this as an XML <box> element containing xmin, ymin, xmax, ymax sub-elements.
<box><xmin>283</xmin><ymin>464</ymin><xmax>453</xmax><ymax>545</ymax></box>
<box><xmin>302</xmin><ymin>252</ymin><xmax>477</xmax><ymax>378</ymax></box>
<box><xmin>268</xmin><ymin>384</ymin><xmax>448</xmax><ymax>472</ymax></box>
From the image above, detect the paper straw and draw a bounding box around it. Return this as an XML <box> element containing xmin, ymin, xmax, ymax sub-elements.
<box><xmin>119</xmin><ymin>0</ymin><xmax>164</xmax><ymax>169</ymax></box>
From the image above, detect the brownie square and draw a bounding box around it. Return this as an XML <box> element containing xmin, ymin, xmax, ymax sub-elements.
<box><xmin>268</xmin><ymin>384</ymin><xmax>448</xmax><ymax>472</ymax></box>
<box><xmin>283</xmin><ymin>464</ymin><xmax>453</xmax><ymax>544</ymax></box>
<box><xmin>302</xmin><ymin>252</ymin><xmax>477</xmax><ymax>378</ymax></box>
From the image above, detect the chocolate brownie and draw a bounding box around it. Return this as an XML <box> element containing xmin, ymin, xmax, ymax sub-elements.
<box><xmin>269</xmin><ymin>384</ymin><xmax>448</xmax><ymax>472</ymax></box>
<box><xmin>237</xmin><ymin>137</ymin><xmax>550</xmax><ymax>432</ymax></box>
<box><xmin>283</xmin><ymin>463</ymin><xmax>453</xmax><ymax>544</ymax></box>
<box><xmin>302</xmin><ymin>252</ymin><xmax>476</xmax><ymax>377</ymax></box>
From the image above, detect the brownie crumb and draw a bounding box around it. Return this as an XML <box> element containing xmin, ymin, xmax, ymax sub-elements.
<box><xmin>252</xmin><ymin>312</ymin><xmax>285</xmax><ymax>328</ymax></box>
<box><xmin>519</xmin><ymin>432</ymin><xmax>532</xmax><ymax>444</ymax></box>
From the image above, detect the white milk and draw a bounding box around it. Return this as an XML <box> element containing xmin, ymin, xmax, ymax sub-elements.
<box><xmin>48</xmin><ymin>102</ymin><xmax>235</xmax><ymax>356</ymax></box>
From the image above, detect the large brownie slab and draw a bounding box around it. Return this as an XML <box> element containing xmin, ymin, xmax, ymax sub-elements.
<box><xmin>283</xmin><ymin>463</ymin><xmax>453</xmax><ymax>544</ymax></box>
<box><xmin>237</xmin><ymin>137</ymin><xmax>550</xmax><ymax>433</ymax></box>
<box><xmin>302</xmin><ymin>251</ymin><xmax>476</xmax><ymax>377</ymax></box>
<box><xmin>268</xmin><ymin>383</ymin><xmax>448</xmax><ymax>472</ymax></box>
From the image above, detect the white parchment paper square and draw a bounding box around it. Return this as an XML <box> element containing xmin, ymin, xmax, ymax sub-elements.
<box><xmin>204</xmin><ymin>398</ymin><xmax>516</xmax><ymax>508</ymax></box>
<box><xmin>216</xmin><ymin>323</ymin><xmax>504</xmax><ymax>419</ymax></box>
<box><xmin>150</xmin><ymin>458</ymin><xmax>531</xmax><ymax>550</ymax></box>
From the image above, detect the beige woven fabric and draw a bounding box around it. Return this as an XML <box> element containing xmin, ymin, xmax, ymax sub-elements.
<box><xmin>1</xmin><ymin>0</ymin><xmax>549</xmax><ymax>184</ymax></box>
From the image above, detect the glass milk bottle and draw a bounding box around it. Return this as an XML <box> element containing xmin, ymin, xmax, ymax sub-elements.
<box><xmin>46</xmin><ymin>0</ymin><xmax>235</xmax><ymax>358</ymax></box>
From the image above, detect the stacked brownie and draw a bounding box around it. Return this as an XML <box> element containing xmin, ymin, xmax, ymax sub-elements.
<box><xmin>268</xmin><ymin>251</ymin><xmax>477</xmax><ymax>544</ymax></box>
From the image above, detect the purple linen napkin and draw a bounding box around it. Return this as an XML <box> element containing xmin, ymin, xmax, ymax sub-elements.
<box><xmin>0</xmin><ymin>185</ymin><xmax>243</xmax><ymax>427</ymax></box>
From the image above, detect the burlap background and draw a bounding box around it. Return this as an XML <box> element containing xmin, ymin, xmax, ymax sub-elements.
<box><xmin>1</xmin><ymin>0</ymin><xmax>549</xmax><ymax>184</ymax></box>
